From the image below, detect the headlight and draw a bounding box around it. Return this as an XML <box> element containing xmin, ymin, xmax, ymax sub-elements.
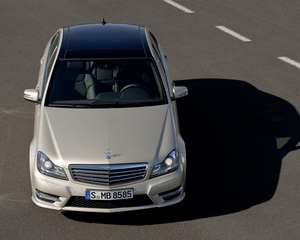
<box><xmin>150</xmin><ymin>149</ymin><xmax>179</xmax><ymax>178</ymax></box>
<box><xmin>37</xmin><ymin>151</ymin><xmax>68</xmax><ymax>180</ymax></box>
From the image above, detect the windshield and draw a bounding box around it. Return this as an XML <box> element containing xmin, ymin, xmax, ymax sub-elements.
<box><xmin>46</xmin><ymin>59</ymin><xmax>167</xmax><ymax>107</ymax></box>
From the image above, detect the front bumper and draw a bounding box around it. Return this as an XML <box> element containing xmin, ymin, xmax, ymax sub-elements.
<box><xmin>31</xmin><ymin>161</ymin><xmax>186</xmax><ymax>213</ymax></box>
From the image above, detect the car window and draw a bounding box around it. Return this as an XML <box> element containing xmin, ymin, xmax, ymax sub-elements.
<box><xmin>46</xmin><ymin>59</ymin><xmax>167</xmax><ymax>108</ymax></box>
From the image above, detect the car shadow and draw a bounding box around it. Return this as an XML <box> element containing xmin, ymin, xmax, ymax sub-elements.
<box><xmin>62</xmin><ymin>78</ymin><xmax>300</xmax><ymax>225</ymax></box>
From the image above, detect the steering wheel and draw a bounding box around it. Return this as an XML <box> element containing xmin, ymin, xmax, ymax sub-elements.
<box><xmin>120</xmin><ymin>84</ymin><xmax>150</xmax><ymax>94</ymax></box>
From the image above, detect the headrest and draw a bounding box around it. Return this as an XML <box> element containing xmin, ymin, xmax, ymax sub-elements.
<box><xmin>67</xmin><ymin>62</ymin><xmax>86</xmax><ymax>71</ymax></box>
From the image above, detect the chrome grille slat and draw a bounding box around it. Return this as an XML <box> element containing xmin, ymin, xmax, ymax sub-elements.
<box><xmin>109</xmin><ymin>175</ymin><xmax>145</xmax><ymax>183</ymax></box>
<box><xmin>73</xmin><ymin>173</ymin><xmax>109</xmax><ymax>179</ymax></box>
<box><xmin>72</xmin><ymin>170</ymin><xmax>108</xmax><ymax>175</ymax></box>
<box><xmin>72</xmin><ymin>176</ymin><xmax>110</xmax><ymax>182</ymax></box>
<box><xmin>69</xmin><ymin>163</ymin><xmax>148</xmax><ymax>186</ymax></box>
<box><xmin>109</xmin><ymin>169</ymin><xmax>146</xmax><ymax>175</ymax></box>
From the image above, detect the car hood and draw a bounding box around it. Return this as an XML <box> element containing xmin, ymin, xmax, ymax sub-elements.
<box><xmin>38</xmin><ymin>105</ymin><xmax>177</xmax><ymax>168</ymax></box>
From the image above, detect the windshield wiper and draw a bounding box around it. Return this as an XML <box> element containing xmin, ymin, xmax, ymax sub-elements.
<box><xmin>91</xmin><ymin>101</ymin><xmax>149</xmax><ymax>107</ymax></box>
<box><xmin>90</xmin><ymin>101</ymin><xmax>119</xmax><ymax>106</ymax></box>
<box><xmin>49</xmin><ymin>101</ymin><xmax>159</xmax><ymax>108</ymax></box>
<box><xmin>90</xmin><ymin>100</ymin><xmax>159</xmax><ymax>107</ymax></box>
<box><xmin>48</xmin><ymin>103</ymin><xmax>91</xmax><ymax>108</ymax></box>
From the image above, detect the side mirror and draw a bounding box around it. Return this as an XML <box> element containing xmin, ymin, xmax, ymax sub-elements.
<box><xmin>23</xmin><ymin>89</ymin><xmax>39</xmax><ymax>102</ymax></box>
<box><xmin>173</xmin><ymin>86</ymin><xmax>188</xmax><ymax>99</ymax></box>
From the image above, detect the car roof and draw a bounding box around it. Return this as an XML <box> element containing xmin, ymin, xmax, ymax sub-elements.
<box><xmin>60</xmin><ymin>23</ymin><xmax>152</xmax><ymax>59</ymax></box>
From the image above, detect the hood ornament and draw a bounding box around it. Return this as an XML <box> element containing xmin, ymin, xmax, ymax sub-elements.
<box><xmin>105</xmin><ymin>149</ymin><xmax>121</xmax><ymax>159</ymax></box>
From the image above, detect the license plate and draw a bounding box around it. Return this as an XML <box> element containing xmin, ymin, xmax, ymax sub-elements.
<box><xmin>85</xmin><ymin>189</ymin><xmax>133</xmax><ymax>201</ymax></box>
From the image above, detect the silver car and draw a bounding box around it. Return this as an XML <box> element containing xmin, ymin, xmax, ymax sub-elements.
<box><xmin>24</xmin><ymin>22</ymin><xmax>188</xmax><ymax>212</ymax></box>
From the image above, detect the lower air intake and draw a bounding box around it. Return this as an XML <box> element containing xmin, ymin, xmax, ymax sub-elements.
<box><xmin>65</xmin><ymin>195</ymin><xmax>153</xmax><ymax>209</ymax></box>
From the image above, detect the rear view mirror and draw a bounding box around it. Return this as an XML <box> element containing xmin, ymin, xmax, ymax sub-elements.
<box><xmin>24</xmin><ymin>89</ymin><xmax>39</xmax><ymax>102</ymax></box>
<box><xmin>173</xmin><ymin>86</ymin><xmax>188</xmax><ymax>99</ymax></box>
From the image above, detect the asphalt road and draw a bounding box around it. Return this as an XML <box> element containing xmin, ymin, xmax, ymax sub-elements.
<box><xmin>1</xmin><ymin>0</ymin><xmax>300</xmax><ymax>239</ymax></box>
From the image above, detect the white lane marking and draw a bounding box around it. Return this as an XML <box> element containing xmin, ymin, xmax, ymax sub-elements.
<box><xmin>278</xmin><ymin>57</ymin><xmax>300</xmax><ymax>69</ymax></box>
<box><xmin>216</xmin><ymin>26</ymin><xmax>252</xmax><ymax>42</ymax></box>
<box><xmin>164</xmin><ymin>0</ymin><xmax>194</xmax><ymax>13</ymax></box>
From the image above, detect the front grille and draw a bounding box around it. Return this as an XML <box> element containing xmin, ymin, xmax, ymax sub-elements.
<box><xmin>69</xmin><ymin>163</ymin><xmax>148</xmax><ymax>186</ymax></box>
<box><xmin>65</xmin><ymin>195</ymin><xmax>153</xmax><ymax>209</ymax></box>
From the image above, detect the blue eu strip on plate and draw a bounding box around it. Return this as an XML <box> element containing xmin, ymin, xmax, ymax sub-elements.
<box><xmin>86</xmin><ymin>191</ymin><xmax>90</xmax><ymax>200</ymax></box>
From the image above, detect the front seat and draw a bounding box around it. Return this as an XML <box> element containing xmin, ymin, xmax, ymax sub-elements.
<box><xmin>53</xmin><ymin>62</ymin><xmax>97</xmax><ymax>101</ymax></box>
